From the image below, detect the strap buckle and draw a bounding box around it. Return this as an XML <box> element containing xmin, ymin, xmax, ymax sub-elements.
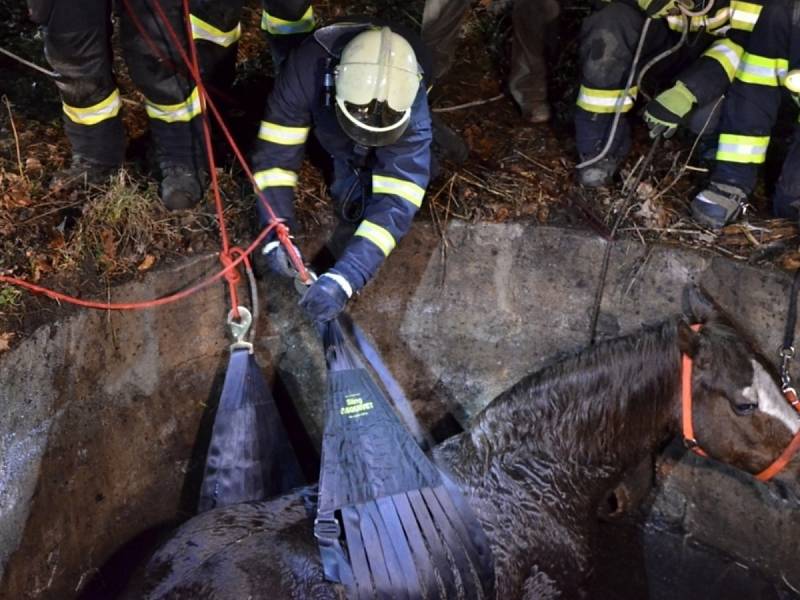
<box><xmin>314</xmin><ymin>514</ymin><xmax>342</xmax><ymax>545</ymax></box>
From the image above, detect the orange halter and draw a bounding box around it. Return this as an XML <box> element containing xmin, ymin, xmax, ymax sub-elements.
<box><xmin>681</xmin><ymin>324</ymin><xmax>800</xmax><ymax>482</ymax></box>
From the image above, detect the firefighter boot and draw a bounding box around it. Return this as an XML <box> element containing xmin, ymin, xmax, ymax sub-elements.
<box><xmin>51</xmin><ymin>154</ymin><xmax>120</xmax><ymax>188</ymax></box>
<box><xmin>692</xmin><ymin>182</ymin><xmax>748</xmax><ymax>229</ymax></box>
<box><xmin>576</xmin><ymin>155</ymin><xmax>620</xmax><ymax>188</ymax></box>
<box><xmin>159</xmin><ymin>165</ymin><xmax>206</xmax><ymax>210</ymax></box>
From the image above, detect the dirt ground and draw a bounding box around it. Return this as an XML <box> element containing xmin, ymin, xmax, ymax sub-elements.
<box><xmin>2</xmin><ymin>0</ymin><xmax>800</xmax><ymax>352</ymax></box>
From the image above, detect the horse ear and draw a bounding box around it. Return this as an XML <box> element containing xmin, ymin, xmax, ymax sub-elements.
<box><xmin>682</xmin><ymin>284</ymin><xmax>717</xmax><ymax>324</ymax></box>
<box><xmin>677</xmin><ymin>319</ymin><xmax>700</xmax><ymax>357</ymax></box>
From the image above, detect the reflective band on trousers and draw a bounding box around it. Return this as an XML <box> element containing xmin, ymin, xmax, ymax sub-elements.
<box><xmin>667</xmin><ymin>7</ymin><xmax>730</xmax><ymax>33</ymax></box>
<box><xmin>716</xmin><ymin>134</ymin><xmax>770</xmax><ymax>163</ymax></box>
<box><xmin>63</xmin><ymin>88</ymin><xmax>121</xmax><ymax>126</ymax></box>
<box><xmin>703</xmin><ymin>39</ymin><xmax>744</xmax><ymax>81</ymax></box>
<box><xmin>258</xmin><ymin>121</ymin><xmax>310</xmax><ymax>145</ymax></box>
<box><xmin>189</xmin><ymin>14</ymin><xmax>241</xmax><ymax>47</ymax></box>
<box><xmin>354</xmin><ymin>220</ymin><xmax>396</xmax><ymax>256</ymax></box>
<box><xmin>736</xmin><ymin>53</ymin><xmax>789</xmax><ymax>86</ymax></box>
<box><xmin>254</xmin><ymin>167</ymin><xmax>298</xmax><ymax>189</ymax></box>
<box><xmin>730</xmin><ymin>0</ymin><xmax>762</xmax><ymax>31</ymax></box>
<box><xmin>372</xmin><ymin>174</ymin><xmax>425</xmax><ymax>208</ymax></box>
<box><xmin>261</xmin><ymin>6</ymin><xmax>315</xmax><ymax>35</ymax></box>
<box><xmin>576</xmin><ymin>85</ymin><xmax>638</xmax><ymax>114</ymax></box>
<box><xmin>145</xmin><ymin>87</ymin><xmax>202</xmax><ymax>123</ymax></box>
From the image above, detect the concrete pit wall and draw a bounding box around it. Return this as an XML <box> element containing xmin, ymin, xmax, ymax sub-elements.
<box><xmin>1</xmin><ymin>223</ymin><xmax>799</xmax><ymax>599</ymax></box>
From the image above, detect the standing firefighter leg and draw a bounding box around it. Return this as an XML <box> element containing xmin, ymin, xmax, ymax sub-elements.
<box><xmin>121</xmin><ymin>0</ymin><xmax>206</xmax><ymax>210</ymax></box>
<box><xmin>261</xmin><ymin>0</ymin><xmax>315</xmax><ymax>72</ymax></box>
<box><xmin>188</xmin><ymin>0</ymin><xmax>242</xmax><ymax>93</ymax></box>
<box><xmin>421</xmin><ymin>0</ymin><xmax>472</xmax><ymax>81</ymax></box>
<box><xmin>315</xmin><ymin>320</ymin><xmax>494</xmax><ymax>598</ymax></box>
<box><xmin>38</xmin><ymin>0</ymin><xmax>124</xmax><ymax>184</ymax></box>
<box><xmin>509</xmin><ymin>0</ymin><xmax>560</xmax><ymax>123</ymax></box>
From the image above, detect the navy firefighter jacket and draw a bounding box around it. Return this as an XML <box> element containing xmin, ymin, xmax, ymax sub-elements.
<box><xmin>251</xmin><ymin>22</ymin><xmax>433</xmax><ymax>292</ymax></box>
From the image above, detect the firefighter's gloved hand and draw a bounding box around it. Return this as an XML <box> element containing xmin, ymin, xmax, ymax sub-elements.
<box><xmin>637</xmin><ymin>0</ymin><xmax>680</xmax><ymax>17</ymax></box>
<box><xmin>260</xmin><ymin>240</ymin><xmax>303</xmax><ymax>278</ymax></box>
<box><xmin>299</xmin><ymin>271</ymin><xmax>352</xmax><ymax>324</ymax></box>
<box><xmin>644</xmin><ymin>82</ymin><xmax>696</xmax><ymax>139</ymax></box>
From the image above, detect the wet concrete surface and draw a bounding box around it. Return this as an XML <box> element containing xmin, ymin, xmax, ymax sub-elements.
<box><xmin>2</xmin><ymin>222</ymin><xmax>800</xmax><ymax>598</ymax></box>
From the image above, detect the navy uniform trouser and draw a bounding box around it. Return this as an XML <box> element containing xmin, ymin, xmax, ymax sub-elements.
<box><xmin>29</xmin><ymin>0</ymin><xmax>203</xmax><ymax>170</ymax></box>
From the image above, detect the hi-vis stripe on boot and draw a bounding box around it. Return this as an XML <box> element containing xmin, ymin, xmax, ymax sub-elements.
<box><xmin>254</xmin><ymin>167</ymin><xmax>298</xmax><ymax>189</ymax></box>
<box><xmin>355</xmin><ymin>220</ymin><xmax>396</xmax><ymax>256</ymax></box>
<box><xmin>261</xmin><ymin>6</ymin><xmax>315</xmax><ymax>35</ymax></box>
<box><xmin>258</xmin><ymin>121</ymin><xmax>310</xmax><ymax>145</ymax></box>
<box><xmin>703</xmin><ymin>38</ymin><xmax>744</xmax><ymax>81</ymax></box>
<box><xmin>716</xmin><ymin>133</ymin><xmax>770</xmax><ymax>163</ymax></box>
<box><xmin>576</xmin><ymin>85</ymin><xmax>638</xmax><ymax>114</ymax></box>
<box><xmin>63</xmin><ymin>89</ymin><xmax>121</xmax><ymax>125</ymax></box>
<box><xmin>372</xmin><ymin>175</ymin><xmax>425</xmax><ymax>208</ymax></box>
<box><xmin>736</xmin><ymin>53</ymin><xmax>789</xmax><ymax>86</ymax></box>
<box><xmin>190</xmin><ymin>14</ymin><xmax>241</xmax><ymax>47</ymax></box>
<box><xmin>730</xmin><ymin>0</ymin><xmax>762</xmax><ymax>30</ymax></box>
<box><xmin>146</xmin><ymin>87</ymin><xmax>202</xmax><ymax>123</ymax></box>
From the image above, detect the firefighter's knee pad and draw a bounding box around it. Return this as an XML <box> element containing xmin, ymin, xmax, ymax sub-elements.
<box><xmin>579</xmin><ymin>3</ymin><xmax>645</xmax><ymax>86</ymax></box>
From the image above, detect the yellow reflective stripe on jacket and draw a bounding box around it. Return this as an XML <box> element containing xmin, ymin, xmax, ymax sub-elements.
<box><xmin>189</xmin><ymin>14</ymin><xmax>241</xmax><ymax>47</ymax></box>
<box><xmin>667</xmin><ymin>7</ymin><xmax>731</xmax><ymax>33</ymax></box>
<box><xmin>372</xmin><ymin>175</ymin><xmax>425</xmax><ymax>208</ymax></box>
<box><xmin>730</xmin><ymin>0</ymin><xmax>762</xmax><ymax>31</ymax></box>
<box><xmin>258</xmin><ymin>121</ymin><xmax>310</xmax><ymax>145</ymax></box>
<box><xmin>63</xmin><ymin>88</ymin><xmax>121</xmax><ymax>126</ymax></box>
<box><xmin>716</xmin><ymin>133</ymin><xmax>770</xmax><ymax>163</ymax></box>
<box><xmin>145</xmin><ymin>87</ymin><xmax>202</xmax><ymax>123</ymax></box>
<box><xmin>703</xmin><ymin>39</ymin><xmax>743</xmax><ymax>81</ymax></box>
<box><xmin>254</xmin><ymin>167</ymin><xmax>298</xmax><ymax>189</ymax></box>
<box><xmin>354</xmin><ymin>220</ymin><xmax>396</xmax><ymax>256</ymax></box>
<box><xmin>736</xmin><ymin>53</ymin><xmax>789</xmax><ymax>86</ymax></box>
<box><xmin>576</xmin><ymin>85</ymin><xmax>638</xmax><ymax>114</ymax></box>
<box><xmin>261</xmin><ymin>6</ymin><xmax>315</xmax><ymax>35</ymax></box>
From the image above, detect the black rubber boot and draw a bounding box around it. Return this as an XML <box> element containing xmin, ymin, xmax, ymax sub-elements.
<box><xmin>576</xmin><ymin>155</ymin><xmax>620</xmax><ymax>188</ymax></box>
<box><xmin>51</xmin><ymin>154</ymin><xmax>120</xmax><ymax>188</ymax></box>
<box><xmin>159</xmin><ymin>165</ymin><xmax>206</xmax><ymax>210</ymax></box>
<box><xmin>431</xmin><ymin>114</ymin><xmax>469</xmax><ymax>164</ymax></box>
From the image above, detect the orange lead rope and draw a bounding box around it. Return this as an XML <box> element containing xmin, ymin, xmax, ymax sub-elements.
<box><xmin>681</xmin><ymin>323</ymin><xmax>800</xmax><ymax>481</ymax></box>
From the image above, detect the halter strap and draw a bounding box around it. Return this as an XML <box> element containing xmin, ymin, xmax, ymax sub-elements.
<box><xmin>681</xmin><ymin>323</ymin><xmax>800</xmax><ymax>482</ymax></box>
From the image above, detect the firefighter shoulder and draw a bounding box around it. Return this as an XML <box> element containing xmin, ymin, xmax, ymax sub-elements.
<box><xmin>251</xmin><ymin>24</ymin><xmax>432</xmax><ymax>323</ymax></box>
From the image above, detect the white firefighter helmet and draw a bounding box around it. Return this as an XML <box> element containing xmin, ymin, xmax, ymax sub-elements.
<box><xmin>334</xmin><ymin>27</ymin><xmax>422</xmax><ymax>147</ymax></box>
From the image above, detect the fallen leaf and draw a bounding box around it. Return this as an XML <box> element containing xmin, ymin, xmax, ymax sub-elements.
<box><xmin>137</xmin><ymin>254</ymin><xmax>156</xmax><ymax>271</ymax></box>
<box><xmin>100</xmin><ymin>228</ymin><xmax>116</xmax><ymax>260</ymax></box>
<box><xmin>0</xmin><ymin>332</ymin><xmax>13</xmax><ymax>353</ymax></box>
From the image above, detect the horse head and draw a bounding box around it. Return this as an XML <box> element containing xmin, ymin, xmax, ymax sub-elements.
<box><xmin>677</xmin><ymin>286</ymin><xmax>800</xmax><ymax>481</ymax></box>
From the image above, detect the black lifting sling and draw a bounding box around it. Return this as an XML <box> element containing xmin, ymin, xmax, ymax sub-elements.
<box><xmin>315</xmin><ymin>319</ymin><xmax>495</xmax><ymax>599</ymax></box>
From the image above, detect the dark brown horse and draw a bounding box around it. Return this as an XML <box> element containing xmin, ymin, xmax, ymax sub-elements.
<box><xmin>129</xmin><ymin>288</ymin><xmax>800</xmax><ymax>599</ymax></box>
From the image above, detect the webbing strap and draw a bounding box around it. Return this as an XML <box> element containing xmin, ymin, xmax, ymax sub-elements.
<box><xmin>782</xmin><ymin>269</ymin><xmax>800</xmax><ymax>352</ymax></box>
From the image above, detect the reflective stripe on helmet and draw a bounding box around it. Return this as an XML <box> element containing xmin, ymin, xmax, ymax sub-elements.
<box><xmin>576</xmin><ymin>85</ymin><xmax>638</xmax><ymax>114</ymax></box>
<box><xmin>703</xmin><ymin>39</ymin><xmax>743</xmax><ymax>81</ymax></box>
<box><xmin>145</xmin><ymin>87</ymin><xmax>202</xmax><ymax>123</ymax></box>
<box><xmin>260</xmin><ymin>6</ymin><xmax>315</xmax><ymax>35</ymax></box>
<box><xmin>254</xmin><ymin>167</ymin><xmax>298</xmax><ymax>189</ymax></box>
<box><xmin>258</xmin><ymin>121</ymin><xmax>310</xmax><ymax>145</ymax></box>
<box><xmin>736</xmin><ymin>53</ymin><xmax>788</xmax><ymax>86</ymax></box>
<box><xmin>730</xmin><ymin>0</ymin><xmax>762</xmax><ymax>31</ymax></box>
<box><xmin>189</xmin><ymin>15</ymin><xmax>241</xmax><ymax>47</ymax></box>
<box><xmin>63</xmin><ymin>88</ymin><xmax>121</xmax><ymax>126</ymax></box>
<box><xmin>372</xmin><ymin>175</ymin><xmax>425</xmax><ymax>208</ymax></box>
<box><xmin>354</xmin><ymin>220</ymin><xmax>396</xmax><ymax>256</ymax></box>
<box><xmin>716</xmin><ymin>134</ymin><xmax>770</xmax><ymax>163</ymax></box>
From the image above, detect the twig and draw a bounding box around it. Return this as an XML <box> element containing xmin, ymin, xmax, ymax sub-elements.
<box><xmin>0</xmin><ymin>46</ymin><xmax>60</xmax><ymax>78</ymax></box>
<box><xmin>513</xmin><ymin>149</ymin><xmax>556</xmax><ymax>173</ymax></box>
<box><xmin>3</xmin><ymin>95</ymin><xmax>25</xmax><ymax>180</ymax></box>
<box><xmin>456</xmin><ymin>173</ymin><xmax>509</xmax><ymax>199</ymax></box>
<box><xmin>781</xmin><ymin>572</ymin><xmax>800</xmax><ymax>595</ymax></box>
<box><xmin>432</xmin><ymin>93</ymin><xmax>505</xmax><ymax>113</ymax></box>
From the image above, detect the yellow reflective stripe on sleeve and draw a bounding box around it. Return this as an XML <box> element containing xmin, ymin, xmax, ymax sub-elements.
<box><xmin>63</xmin><ymin>88</ymin><xmax>121</xmax><ymax>126</ymax></box>
<box><xmin>730</xmin><ymin>0</ymin><xmax>762</xmax><ymax>31</ymax></box>
<box><xmin>261</xmin><ymin>6</ymin><xmax>315</xmax><ymax>35</ymax></box>
<box><xmin>736</xmin><ymin>53</ymin><xmax>789</xmax><ymax>86</ymax></box>
<box><xmin>716</xmin><ymin>133</ymin><xmax>770</xmax><ymax>163</ymax></box>
<box><xmin>257</xmin><ymin>121</ymin><xmax>310</xmax><ymax>145</ymax></box>
<box><xmin>145</xmin><ymin>87</ymin><xmax>202</xmax><ymax>123</ymax></box>
<box><xmin>667</xmin><ymin>7</ymin><xmax>731</xmax><ymax>33</ymax></box>
<box><xmin>372</xmin><ymin>175</ymin><xmax>425</xmax><ymax>208</ymax></box>
<box><xmin>189</xmin><ymin>14</ymin><xmax>241</xmax><ymax>47</ymax></box>
<box><xmin>254</xmin><ymin>168</ymin><xmax>298</xmax><ymax>189</ymax></box>
<box><xmin>576</xmin><ymin>85</ymin><xmax>638</xmax><ymax>114</ymax></box>
<box><xmin>703</xmin><ymin>39</ymin><xmax>743</xmax><ymax>81</ymax></box>
<box><xmin>354</xmin><ymin>220</ymin><xmax>396</xmax><ymax>257</ymax></box>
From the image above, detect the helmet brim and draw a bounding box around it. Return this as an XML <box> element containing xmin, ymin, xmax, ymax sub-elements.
<box><xmin>335</xmin><ymin>100</ymin><xmax>410</xmax><ymax>147</ymax></box>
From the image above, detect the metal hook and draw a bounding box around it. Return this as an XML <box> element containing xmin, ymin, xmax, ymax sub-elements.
<box><xmin>294</xmin><ymin>268</ymin><xmax>318</xmax><ymax>296</ymax></box>
<box><xmin>227</xmin><ymin>306</ymin><xmax>253</xmax><ymax>352</ymax></box>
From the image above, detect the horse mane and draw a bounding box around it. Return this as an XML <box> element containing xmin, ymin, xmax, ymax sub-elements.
<box><xmin>466</xmin><ymin>317</ymin><xmax>684</xmax><ymax>467</ymax></box>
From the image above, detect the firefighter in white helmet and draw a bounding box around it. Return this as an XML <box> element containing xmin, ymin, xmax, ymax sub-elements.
<box><xmin>251</xmin><ymin>22</ymin><xmax>432</xmax><ymax>323</ymax></box>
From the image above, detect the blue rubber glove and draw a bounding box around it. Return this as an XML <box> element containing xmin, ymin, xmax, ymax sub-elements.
<box><xmin>299</xmin><ymin>271</ymin><xmax>352</xmax><ymax>324</ymax></box>
<box><xmin>260</xmin><ymin>240</ymin><xmax>303</xmax><ymax>278</ymax></box>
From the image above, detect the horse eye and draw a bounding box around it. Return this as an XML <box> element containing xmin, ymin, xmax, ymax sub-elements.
<box><xmin>732</xmin><ymin>402</ymin><xmax>757</xmax><ymax>416</ymax></box>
